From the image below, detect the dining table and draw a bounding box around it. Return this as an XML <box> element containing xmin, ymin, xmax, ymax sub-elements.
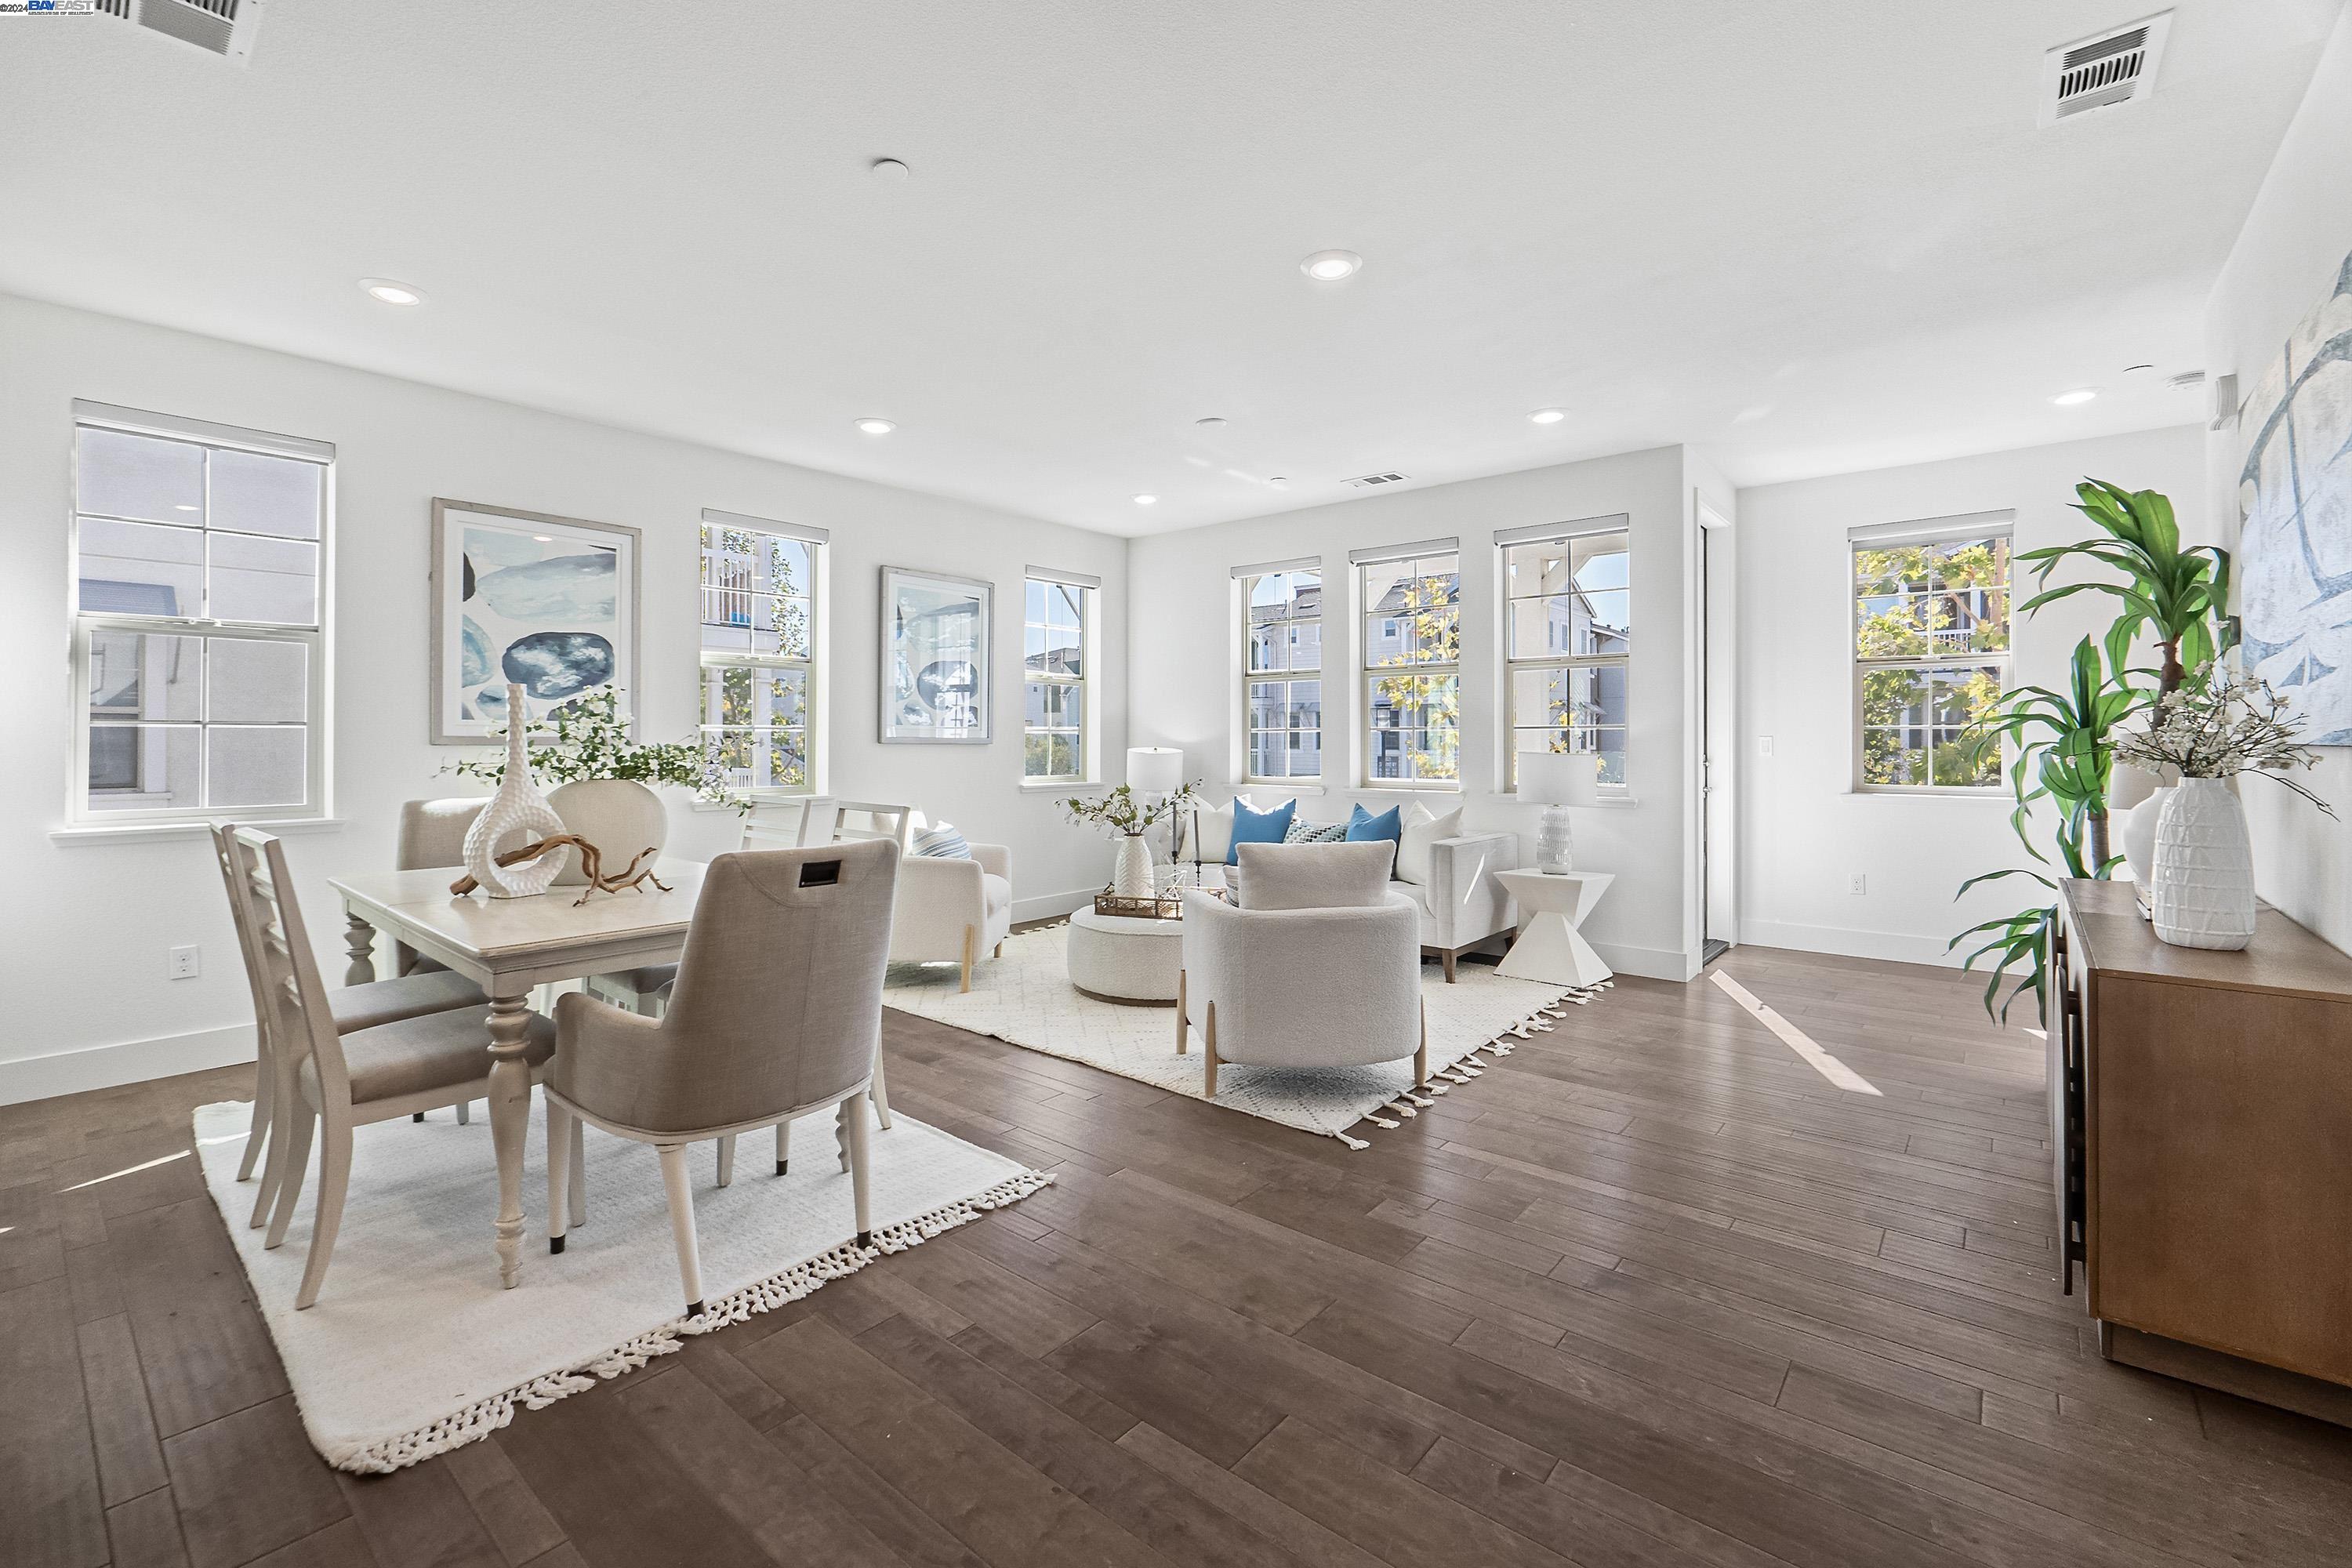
<box><xmin>329</xmin><ymin>859</ymin><xmax>709</xmax><ymax>1290</ymax></box>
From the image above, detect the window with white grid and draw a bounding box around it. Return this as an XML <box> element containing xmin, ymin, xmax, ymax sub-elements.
<box><xmin>1242</xmin><ymin>567</ymin><xmax>1323</xmax><ymax>781</ymax></box>
<box><xmin>1359</xmin><ymin>549</ymin><xmax>1461</xmax><ymax>786</ymax></box>
<box><xmin>699</xmin><ymin>518</ymin><xmax>818</xmax><ymax>795</ymax></box>
<box><xmin>1024</xmin><ymin>575</ymin><xmax>1092</xmax><ymax>781</ymax></box>
<box><xmin>1852</xmin><ymin>521</ymin><xmax>2011</xmax><ymax>791</ymax></box>
<box><xmin>1504</xmin><ymin>528</ymin><xmax>1630</xmax><ymax>789</ymax></box>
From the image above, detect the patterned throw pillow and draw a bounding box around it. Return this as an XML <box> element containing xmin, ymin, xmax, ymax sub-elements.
<box><xmin>910</xmin><ymin>822</ymin><xmax>972</xmax><ymax>859</ymax></box>
<box><xmin>1282</xmin><ymin>818</ymin><xmax>1348</xmax><ymax>844</ymax></box>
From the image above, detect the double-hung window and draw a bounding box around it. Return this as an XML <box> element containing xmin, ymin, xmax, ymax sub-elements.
<box><xmin>1851</xmin><ymin>512</ymin><xmax>2012</xmax><ymax>791</ymax></box>
<box><xmin>1024</xmin><ymin>568</ymin><xmax>1095</xmax><ymax>781</ymax></box>
<box><xmin>70</xmin><ymin>405</ymin><xmax>332</xmax><ymax>825</ymax></box>
<box><xmin>1239</xmin><ymin>560</ymin><xmax>1323</xmax><ymax>781</ymax></box>
<box><xmin>1356</xmin><ymin>540</ymin><xmax>1461</xmax><ymax>786</ymax></box>
<box><xmin>1501</xmin><ymin>520</ymin><xmax>1631</xmax><ymax>789</ymax></box>
<box><xmin>699</xmin><ymin>508</ymin><xmax>822</xmax><ymax>795</ymax></box>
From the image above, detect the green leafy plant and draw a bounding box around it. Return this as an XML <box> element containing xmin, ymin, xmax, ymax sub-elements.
<box><xmin>1949</xmin><ymin>873</ymin><xmax>2056</xmax><ymax>1023</ymax></box>
<box><xmin>1060</xmin><ymin>781</ymin><xmax>1200</xmax><ymax>838</ymax></box>
<box><xmin>2016</xmin><ymin>481</ymin><xmax>2232</xmax><ymax>695</ymax></box>
<box><xmin>451</xmin><ymin>688</ymin><xmax>746</xmax><ymax>809</ymax></box>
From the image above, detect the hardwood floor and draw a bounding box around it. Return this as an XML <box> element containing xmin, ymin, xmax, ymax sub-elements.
<box><xmin>7</xmin><ymin>944</ymin><xmax>2350</xmax><ymax>1568</ymax></box>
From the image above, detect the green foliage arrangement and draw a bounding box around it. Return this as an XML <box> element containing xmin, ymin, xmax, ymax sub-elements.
<box><xmin>451</xmin><ymin>688</ymin><xmax>748</xmax><ymax>810</ymax></box>
<box><xmin>2017</xmin><ymin>481</ymin><xmax>2230</xmax><ymax>696</ymax></box>
<box><xmin>1060</xmin><ymin>781</ymin><xmax>1201</xmax><ymax>838</ymax></box>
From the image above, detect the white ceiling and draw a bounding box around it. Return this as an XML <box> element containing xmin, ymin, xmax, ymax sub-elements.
<box><xmin>2</xmin><ymin>2</ymin><xmax>2341</xmax><ymax>536</ymax></box>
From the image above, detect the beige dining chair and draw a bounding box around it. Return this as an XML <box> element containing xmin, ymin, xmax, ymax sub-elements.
<box><xmin>210</xmin><ymin>825</ymin><xmax>488</xmax><ymax>1228</ymax></box>
<box><xmin>227</xmin><ymin>826</ymin><xmax>567</xmax><ymax>1310</ymax></box>
<box><xmin>394</xmin><ymin>798</ymin><xmax>489</xmax><ymax>974</ymax></box>
<box><xmin>546</xmin><ymin>840</ymin><xmax>900</xmax><ymax>1319</ymax></box>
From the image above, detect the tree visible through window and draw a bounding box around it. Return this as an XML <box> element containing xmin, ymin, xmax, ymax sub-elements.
<box><xmin>1025</xmin><ymin>575</ymin><xmax>1090</xmax><ymax>780</ymax></box>
<box><xmin>699</xmin><ymin>521</ymin><xmax>815</xmax><ymax>794</ymax></box>
<box><xmin>1505</xmin><ymin>530</ymin><xmax>1630</xmax><ymax>787</ymax></box>
<box><xmin>1853</xmin><ymin>532</ymin><xmax>2010</xmax><ymax>789</ymax></box>
<box><xmin>1361</xmin><ymin>551</ymin><xmax>1460</xmax><ymax>785</ymax></box>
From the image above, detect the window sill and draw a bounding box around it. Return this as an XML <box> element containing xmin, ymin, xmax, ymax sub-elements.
<box><xmin>1504</xmin><ymin>791</ymin><xmax>1641</xmax><ymax>809</ymax></box>
<box><xmin>1021</xmin><ymin>779</ymin><xmax>1099</xmax><ymax>793</ymax></box>
<box><xmin>1240</xmin><ymin>781</ymin><xmax>1327</xmax><ymax>797</ymax></box>
<box><xmin>1843</xmin><ymin>788</ymin><xmax>2009</xmax><ymax>800</ymax></box>
<box><xmin>1356</xmin><ymin>783</ymin><xmax>1465</xmax><ymax>796</ymax></box>
<box><xmin>50</xmin><ymin>817</ymin><xmax>346</xmax><ymax>846</ymax></box>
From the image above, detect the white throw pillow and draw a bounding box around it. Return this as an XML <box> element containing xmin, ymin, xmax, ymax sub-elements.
<box><xmin>1187</xmin><ymin>794</ymin><xmax>1259</xmax><ymax>867</ymax></box>
<box><xmin>1396</xmin><ymin>803</ymin><xmax>1462</xmax><ymax>885</ymax></box>
<box><xmin>1232</xmin><ymin>841</ymin><xmax>1396</xmax><ymax>909</ymax></box>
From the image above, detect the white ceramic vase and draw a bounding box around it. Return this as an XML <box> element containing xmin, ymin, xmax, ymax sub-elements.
<box><xmin>1112</xmin><ymin>835</ymin><xmax>1154</xmax><ymax>898</ymax></box>
<box><xmin>461</xmin><ymin>684</ymin><xmax>569</xmax><ymax>898</ymax></box>
<box><xmin>548</xmin><ymin>779</ymin><xmax>668</xmax><ymax>887</ymax></box>
<box><xmin>2118</xmin><ymin>783</ymin><xmax>2174</xmax><ymax>895</ymax></box>
<box><xmin>2147</xmin><ymin>776</ymin><xmax>2256</xmax><ymax>950</ymax></box>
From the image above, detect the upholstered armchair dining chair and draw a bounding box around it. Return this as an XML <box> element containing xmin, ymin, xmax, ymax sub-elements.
<box><xmin>1177</xmin><ymin>841</ymin><xmax>1427</xmax><ymax>1097</ymax></box>
<box><xmin>210</xmin><ymin>825</ymin><xmax>489</xmax><ymax>1229</ymax></box>
<box><xmin>222</xmin><ymin>827</ymin><xmax>563</xmax><ymax>1309</ymax></box>
<box><xmin>546</xmin><ymin>840</ymin><xmax>900</xmax><ymax>1319</ymax></box>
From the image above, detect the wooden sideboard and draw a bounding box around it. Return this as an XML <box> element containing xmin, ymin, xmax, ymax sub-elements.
<box><xmin>2053</xmin><ymin>879</ymin><xmax>2352</xmax><ymax>1422</ymax></box>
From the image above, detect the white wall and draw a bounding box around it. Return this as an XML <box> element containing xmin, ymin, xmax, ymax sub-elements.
<box><xmin>1126</xmin><ymin>445</ymin><xmax>1701</xmax><ymax>981</ymax></box>
<box><xmin>0</xmin><ymin>294</ymin><xmax>1127</xmax><ymax>1103</ymax></box>
<box><xmin>1735</xmin><ymin>425</ymin><xmax>2208</xmax><ymax>966</ymax></box>
<box><xmin>2206</xmin><ymin>3</ymin><xmax>2352</xmax><ymax>956</ymax></box>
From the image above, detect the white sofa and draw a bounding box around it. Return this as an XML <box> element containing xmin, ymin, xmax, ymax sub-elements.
<box><xmin>1182</xmin><ymin>798</ymin><xmax>1519</xmax><ymax>981</ymax></box>
<box><xmin>893</xmin><ymin>832</ymin><xmax>1013</xmax><ymax>992</ymax></box>
<box><xmin>1176</xmin><ymin>842</ymin><xmax>1425</xmax><ymax>1096</ymax></box>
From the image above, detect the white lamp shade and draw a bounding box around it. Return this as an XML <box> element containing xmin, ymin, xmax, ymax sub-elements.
<box><xmin>1517</xmin><ymin>749</ymin><xmax>1602</xmax><ymax>807</ymax></box>
<box><xmin>1127</xmin><ymin>746</ymin><xmax>1185</xmax><ymax>794</ymax></box>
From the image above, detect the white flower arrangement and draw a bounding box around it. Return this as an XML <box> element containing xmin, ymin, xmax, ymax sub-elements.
<box><xmin>2111</xmin><ymin>664</ymin><xmax>2335</xmax><ymax>814</ymax></box>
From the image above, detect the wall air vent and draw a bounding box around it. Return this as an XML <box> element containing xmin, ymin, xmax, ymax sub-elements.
<box><xmin>1345</xmin><ymin>473</ymin><xmax>1410</xmax><ymax>488</ymax></box>
<box><xmin>97</xmin><ymin>0</ymin><xmax>263</xmax><ymax>64</ymax></box>
<box><xmin>2039</xmin><ymin>13</ymin><xmax>2170</xmax><ymax>125</ymax></box>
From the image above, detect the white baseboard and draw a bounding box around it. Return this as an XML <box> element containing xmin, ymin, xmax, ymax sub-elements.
<box><xmin>0</xmin><ymin>1022</ymin><xmax>257</xmax><ymax>1109</ymax></box>
<box><xmin>1014</xmin><ymin>888</ymin><xmax>1098</xmax><ymax>924</ymax></box>
<box><xmin>1589</xmin><ymin>939</ymin><xmax>1702</xmax><ymax>983</ymax></box>
<box><xmin>1737</xmin><ymin>919</ymin><xmax>1962</xmax><ymax>967</ymax></box>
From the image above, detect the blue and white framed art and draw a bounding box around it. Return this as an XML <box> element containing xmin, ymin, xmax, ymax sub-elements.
<box><xmin>880</xmin><ymin>564</ymin><xmax>993</xmax><ymax>743</ymax></box>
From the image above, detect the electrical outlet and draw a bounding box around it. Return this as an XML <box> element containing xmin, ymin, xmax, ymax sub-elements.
<box><xmin>169</xmin><ymin>945</ymin><xmax>200</xmax><ymax>980</ymax></box>
<box><xmin>1848</xmin><ymin>873</ymin><xmax>1867</xmax><ymax>896</ymax></box>
<box><xmin>1759</xmin><ymin>735</ymin><xmax>1774</xmax><ymax>757</ymax></box>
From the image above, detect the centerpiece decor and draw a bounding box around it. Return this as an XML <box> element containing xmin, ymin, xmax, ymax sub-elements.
<box><xmin>453</xmin><ymin>687</ymin><xmax>742</xmax><ymax>890</ymax></box>
<box><xmin>458</xmin><ymin>684</ymin><xmax>570</xmax><ymax>898</ymax></box>
<box><xmin>2111</xmin><ymin>666</ymin><xmax>2333</xmax><ymax>949</ymax></box>
<box><xmin>1061</xmin><ymin>781</ymin><xmax>1200</xmax><ymax>900</ymax></box>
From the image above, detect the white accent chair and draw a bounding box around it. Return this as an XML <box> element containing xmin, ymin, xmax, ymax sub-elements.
<box><xmin>1175</xmin><ymin>841</ymin><xmax>1427</xmax><ymax>1097</ymax></box>
<box><xmin>895</xmin><ymin>811</ymin><xmax>1014</xmax><ymax>993</ymax></box>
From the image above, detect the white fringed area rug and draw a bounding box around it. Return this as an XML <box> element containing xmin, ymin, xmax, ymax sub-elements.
<box><xmin>884</xmin><ymin>926</ymin><xmax>1602</xmax><ymax>1147</ymax></box>
<box><xmin>191</xmin><ymin>1101</ymin><xmax>1050</xmax><ymax>1473</ymax></box>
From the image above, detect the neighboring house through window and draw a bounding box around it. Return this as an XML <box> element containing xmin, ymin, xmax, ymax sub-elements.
<box><xmin>1356</xmin><ymin>540</ymin><xmax>1461</xmax><ymax>786</ymax></box>
<box><xmin>1501</xmin><ymin>519</ymin><xmax>1631</xmax><ymax>789</ymax></box>
<box><xmin>1851</xmin><ymin>511</ymin><xmax>2013</xmax><ymax>790</ymax></box>
<box><xmin>70</xmin><ymin>404</ymin><xmax>333</xmax><ymax>825</ymax></box>
<box><xmin>1024</xmin><ymin>568</ymin><xmax>1095</xmax><ymax>781</ymax></box>
<box><xmin>1239</xmin><ymin>558</ymin><xmax>1323</xmax><ymax>781</ymax></box>
<box><xmin>699</xmin><ymin>507</ymin><xmax>823</xmax><ymax>795</ymax></box>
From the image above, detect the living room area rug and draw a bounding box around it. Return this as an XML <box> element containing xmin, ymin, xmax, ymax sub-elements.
<box><xmin>191</xmin><ymin>1099</ymin><xmax>1050</xmax><ymax>1474</ymax></box>
<box><xmin>884</xmin><ymin>925</ymin><xmax>1599</xmax><ymax>1147</ymax></box>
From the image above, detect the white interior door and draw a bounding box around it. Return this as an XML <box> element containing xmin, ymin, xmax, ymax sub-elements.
<box><xmin>1700</xmin><ymin>508</ymin><xmax>1737</xmax><ymax>949</ymax></box>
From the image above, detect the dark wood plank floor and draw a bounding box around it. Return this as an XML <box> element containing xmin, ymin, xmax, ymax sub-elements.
<box><xmin>7</xmin><ymin>945</ymin><xmax>2351</xmax><ymax>1568</ymax></box>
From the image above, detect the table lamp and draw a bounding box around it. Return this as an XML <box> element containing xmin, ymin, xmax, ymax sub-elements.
<box><xmin>1517</xmin><ymin>750</ymin><xmax>1601</xmax><ymax>874</ymax></box>
<box><xmin>1127</xmin><ymin>746</ymin><xmax>1186</xmax><ymax>871</ymax></box>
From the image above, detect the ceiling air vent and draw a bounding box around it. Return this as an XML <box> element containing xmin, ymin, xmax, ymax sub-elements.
<box><xmin>1345</xmin><ymin>472</ymin><xmax>1410</xmax><ymax>488</ymax></box>
<box><xmin>2039</xmin><ymin>13</ymin><xmax>2171</xmax><ymax>125</ymax></box>
<box><xmin>98</xmin><ymin>0</ymin><xmax>263</xmax><ymax>64</ymax></box>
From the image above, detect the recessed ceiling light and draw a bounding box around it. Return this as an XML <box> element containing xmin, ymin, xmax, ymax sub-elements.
<box><xmin>1300</xmin><ymin>249</ymin><xmax>1362</xmax><ymax>281</ymax></box>
<box><xmin>532</xmin><ymin>535</ymin><xmax>554</xmax><ymax>543</ymax></box>
<box><xmin>1527</xmin><ymin>408</ymin><xmax>1566</xmax><ymax>425</ymax></box>
<box><xmin>870</xmin><ymin>158</ymin><xmax>910</xmax><ymax>181</ymax></box>
<box><xmin>360</xmin><ymin>278</ymin><xmax>424</xmax><ymax>307</ymax></box>
<box><xmin>1133</xmin><ymin>495</ymin><xmax>1158</xmax><ymax>506</ymax></box>
<box><xmin>174</xmin><ymin>504</ymin><xmax>198</xmax><ymax>511</ymax></box>
<box><xmin>1267</xmin><ymin>476</ymin><xmax>1288</xmax><ymax>485</ymax></box>
<box><xmin>854</xmin><ymin>417</ymin><xmax>896</xmax><ymax>435</ymax></box>
<box><xmin>2122</xmin><ymin>363</ymin><xmax>2155</xmax><ymax>375</ymax></box>
<box><xmin>1196</xmin><ymin>416</ymin><xmax>1228</xmax><ymax>429</ymax></box>
<box><xmin>2052</xmin><ymin>388</ymin><xmax>2099</xmax><ymax>406</ymax></box>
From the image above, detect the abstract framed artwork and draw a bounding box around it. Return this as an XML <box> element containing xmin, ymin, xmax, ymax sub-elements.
<box><xmin>429</xmin><ymin>499</ymin><xmax>641</xmax><ymax>745</ymax></box>
<box><xmin>880</xmin><ymin>565</ymin><xmax>993</xmax><ymax>743</ymax></box>
<box><xmin>2238</xmin><ymin>248</ymin><xmax>2352</xmax><ymax>745</ymax></box>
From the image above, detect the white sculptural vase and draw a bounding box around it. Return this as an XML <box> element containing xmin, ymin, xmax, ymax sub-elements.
<box><xmin>461</xmin><ymin>684</ymin><xmax>570</xmax><ymax>898</ymax></box>
<box><xmin>1111</xmin><ymin>835</ymin><xmax>1154</xmax><ymax>899</ymax></box>
<box><xmin>2147</xmin><ymin>776</ymin><xmax>2256</xmax><ymax>950</ymax></box>
<box><xmin>548</xmin><ymin>779</ymin><xmax>667</xmax><ymax>887</ymax></box>
<box><xmin>2118</xmin><ymin>783</ymin><xmax>2174</xmax><ymax>908</ymax></box>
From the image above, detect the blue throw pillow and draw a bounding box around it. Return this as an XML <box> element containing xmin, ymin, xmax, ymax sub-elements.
<box><xmin>1346</xmin><ymin>803</ymin><xmax>1403</xmax><ymax>850</ymax></box>
<box><xmin>1227</xmin><ymin>798</ymin><xmax>1296</xmax><ymax>862</ymax></box>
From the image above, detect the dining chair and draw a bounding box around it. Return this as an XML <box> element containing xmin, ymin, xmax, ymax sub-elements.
<box><xmin>546</xmin><ymin>840</ymin><xmax>900</xmax><ymax>1318</ymax></box>
<box><xmin>211</xmin><ymin>825</ymin><xmax>488</xmax><ymax>1229</ymax></box>
<box><xmin>583</xmin><ymin>797</ymin><xmax>812</xmax><ymax>1016</ymax></box>
<box><xmin>394</xmin><ymin>798</ymin><xmax>489</xmax><ymax>974</ymax></box>
<box><xmin>229</xmin><ymin>826</ymin><xmax>568</xmax><ymax>1310</ymax></box>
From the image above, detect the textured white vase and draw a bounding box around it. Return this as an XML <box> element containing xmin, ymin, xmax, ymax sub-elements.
<box><xmin>2148</xmin><ymin>777</ymin><xmax>2256</xmax><ymax>950</ymax></box>
<box><xmin>2118</xmin><ymin>784</ymin><xmax>2174</xmax><ymax>895</ymax></box>
<box><xmin>1111</xmin><ymin>835</ymin><xmax>1154</xmax><ymax>898</ymax></box>
<box><xmin>461</xmin><ymin>684</ymin><xmax>569</xmax><ymax>898</ymax></box>
<box><xmin>547</xmin><ymin>779</ymin><xmax>667</xmax><ymax>887</ymax></box>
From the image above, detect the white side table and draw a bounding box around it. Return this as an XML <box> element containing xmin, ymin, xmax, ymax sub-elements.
<box><xmin>1065</xmin><ymin>907</ymin><xmax>1185</xmax><ymax>1004</ymax></box>
<box><xmin>1494</xmin><ymin>869</ymin><xmax>1615</xmax><ymax>988</ymax></box>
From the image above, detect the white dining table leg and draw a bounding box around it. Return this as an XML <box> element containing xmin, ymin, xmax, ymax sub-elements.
<box><xmin>485</xmin><ymin>986</ymin><xmax>536</xmax><ymax>1288</ymax></box>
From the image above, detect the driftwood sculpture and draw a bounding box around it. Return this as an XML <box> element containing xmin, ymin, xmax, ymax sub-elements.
<box><xmin>450</xmin><ymin>834</ymin><xmax>673</xmax><ymax>905</ymax></box>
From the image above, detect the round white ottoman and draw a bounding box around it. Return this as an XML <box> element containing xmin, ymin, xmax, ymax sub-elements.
<box><xmin>1065</xmin><ymin>908</ymin><xmax>1185</xmax><ymax>1004</ymax></box>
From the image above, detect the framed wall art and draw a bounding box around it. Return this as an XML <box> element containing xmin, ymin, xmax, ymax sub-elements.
<box><xmin>880</xmin><ymin>565</ymin><xmax>993</xmax><ymax>743</ymax></box>
<box><xmin>430</xmin><ymin>499</ymin><xmax>641</xmax><ymax>745</ymax></box>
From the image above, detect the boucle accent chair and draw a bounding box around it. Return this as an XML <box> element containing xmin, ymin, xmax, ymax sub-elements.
<box><xmin>1175</xmin><ymin>841</ymin><xmax>1427</xmax><ymax>1097</ymax></box>
<box><xmin>546</xmin><ymin>839</ymin><xmax>900</xmax><ymax>1319</ymax></box>
<box><xmin>894</xmin><ymin>812</ymin><xmax>1014</xmax><ymax>993</ymax></box>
